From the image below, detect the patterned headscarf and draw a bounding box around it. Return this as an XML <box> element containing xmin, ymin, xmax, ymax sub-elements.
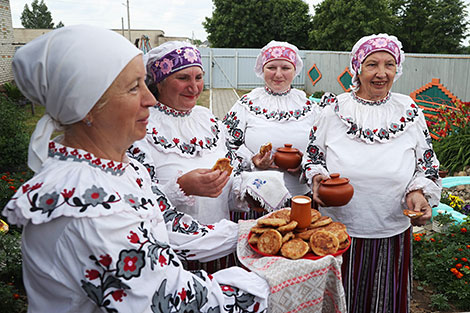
<box><xmin>350</xmin><ymin>33</ymin><xmax>405</xmax><ymax>91</ymax></box>
<box><xmin>12</xmin><ymin>25</ymin><xmax>142</xmax><ymax>173</ymax></box>
<box><xmin>254</xmin><ymin>40</ymin><xmax>303</xmax><ymax>78</ymax></box>
<box><xmin>144</xmin><ymin>41</ymin><xmax>203</xmax><ymax>85</ymax></box>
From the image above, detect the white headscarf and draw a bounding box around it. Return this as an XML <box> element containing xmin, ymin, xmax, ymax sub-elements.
<box><xmin>12</xmin><ymin>25</ymin><xmax>142</xmax><ymax>173</ymax></box>
<box><xmin>254</xmin><ymin>40</ymin><xmax>303</xmax><ymax>79</ymax></box>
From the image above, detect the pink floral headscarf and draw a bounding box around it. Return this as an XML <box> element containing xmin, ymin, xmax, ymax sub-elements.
<box><xmin>350</xmin><ymin>33</ymin><xmax>405</xmax><ymax>91</ymax></box>
<box><xmin>144</xmin><ymin>41</ymin><xmax>203</xmax><ymax>84</ymax></box>
<box><xmin>254</xmin><ymin>40</ymin><xmax>303</xmax><ymax>78</ymax></box>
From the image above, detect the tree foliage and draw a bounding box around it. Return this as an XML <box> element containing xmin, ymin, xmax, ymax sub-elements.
<box><xmin>203</xmin><ymin>0</ymin><xmax>313</xmax><ymax>49</ymax></box>
<box><xmin>308</xmin><ymin>0</ymin><xmax>468</xmax><ymax>53</ymax></box>
<box><xmin>20</xmin><ymin>0</ymin><xmax>63</xmax><ymax>29</ymax></box>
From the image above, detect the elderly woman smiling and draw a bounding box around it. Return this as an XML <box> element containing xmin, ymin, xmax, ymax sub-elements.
<box><xmin>302</xmin><ymin>34</ymin><xmax>442</xmax><ymax>313</ymax></box>
<box><xmin>3</xmin><ymin>25</ymin><xmax>269</xmax><ymax>312</ymax></box>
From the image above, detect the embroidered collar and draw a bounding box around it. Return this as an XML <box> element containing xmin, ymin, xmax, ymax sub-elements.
<box><xmin>154</xmin><ymin>101</ymin><xmax>192</xmax><ymax>117</ymax></box>
<box><xmin>351</xmin><ymin>92</ymin><xmax>391</xmax><ymax>106</ymax></box>
<box><xmin>147</xmin><ymin>105</ymin><xmax>222</xmax><ymax>157</ymax></box>
<box><xmin>264</xmin><ymin>86</ymin><xmax>292</xmax><ymax>96</ymax></box>
<box><xmin>332</xmin><ymin>92</ymin><xmax>420</xmax><ymax>143</ymax></box>
<box><xmin>235</xmin><ymin>87</ymin><xmax>317</xmax><ymax>122</ymax></box>
<box><xmin>48</xmin><ymin>141</ymin><xmax>128</xmax><ymax>175</ymax></box>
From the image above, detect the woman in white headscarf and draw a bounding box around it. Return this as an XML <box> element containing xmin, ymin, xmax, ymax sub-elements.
<box><xmin>3</xmin><ymin>25</ymin><xmax>268</xmax><ymax>312</ymax></box>
<box><xmin>223</xmin><ymin>40</ymin><xmax>322</xmax><ymax>219</ymax></box>
<box><xmin>302</xmin><ymin>34</ymin><xmax>442</xmax><ymax>313</ymax></box>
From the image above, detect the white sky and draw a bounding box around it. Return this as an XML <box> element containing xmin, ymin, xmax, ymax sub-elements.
<box><xmin>10</xmin><ymin>0</ymin><xmax>470</xmax><ymax>45</ymax></box>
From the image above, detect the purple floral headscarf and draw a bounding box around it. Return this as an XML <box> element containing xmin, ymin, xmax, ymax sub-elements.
<box><xmin>144</xmin><ymin>41</ymin><xmax>203</xmax><ymax>85</ymax></box>
<box><xmin>349</xmin><ymin>34</ymin><xmax>405</xmax><ymax>91</ymax></box>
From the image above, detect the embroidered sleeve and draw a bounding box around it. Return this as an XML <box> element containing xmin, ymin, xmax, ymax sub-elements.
<box><xmin>162</xmin><ymin>207</ymin><xmax>239</xmax><ymax>262</ymax></box>
<box><xmin>158</xmin><ymin>170</ymin><xmax>196</xmax><ymax>207</ymax></box>
<box><xmin>301</xmin><ymin>114</ymin><xmax>330</xmax><ymax>185</ymax></box>
<box><xmin>127</xmin><ymin>140</ymin><xmax>157</xmax><ymax>183</ymax></box>
<box><xmin>71</xmin><ymin>216</ymin><xmax>267</xmax><ymax>312</ymax></box>
<box><xmin>405</xmin><ymin>113</ymin><xmax>442</xmax><ymax>207</ymax></box>
<box><xmin>222</xmin><ymin>102</ymin><xmax>255</xmax><ymax>171</ymax></box>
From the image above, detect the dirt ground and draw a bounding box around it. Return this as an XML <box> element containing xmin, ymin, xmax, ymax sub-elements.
<box><xmin>411</xmin><ymin>281</ymin><xmax>464</xmax><ymax>313</ymax></box>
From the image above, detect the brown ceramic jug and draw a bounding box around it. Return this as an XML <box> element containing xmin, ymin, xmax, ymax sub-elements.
<box><xmin>318</xmin><ymin>173</ymin><xmax>354</xmax><ymax>207</ymax></box>
<box><xmin>274</xmin><ymin>144</ymin><xmax>302</xmax><ymax>170</ymax></box>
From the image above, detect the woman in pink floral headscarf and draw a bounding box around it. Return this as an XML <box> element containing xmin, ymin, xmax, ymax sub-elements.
<box><xmin>302</xmin><ymin>34</ymin><xmax>442</xmax><ymax>313</ymax></box>
<box><xmin>223</xmin><ymin>40</ymin><xmax>322</xmax><ymax>221</ymax></box>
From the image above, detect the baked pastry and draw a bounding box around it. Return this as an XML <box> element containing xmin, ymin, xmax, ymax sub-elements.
<box><xmin>248</xmin><ymin>233</ymin><xmax>260</xmax><ymax>245</ymax></box>
<box><xmin>309</xmin><ymin>230</ymin><xmax>339</xmax><ymax>256</ymax></box>
<box><xmin>277</xmin><ymin>220</ymin><xmax>298</xmax><ymax>233</ymax></box>
<box><xmin>324</xmin><ymin>222</ymin><xmax>348</xmax><ymax>243</ymax></box>
<box><xmin>310</xmin><ymin>209</ymin><xmax>321</xmax><ymax>223</ymax></box>
<box><xmin>403</xmin><ymin>209</ymin><xmax>424</xmax><ymax>219</ymax></box>
<box><xmin>282</xmin><ymin>232</ymin><xmax>295</xmax><ymax>243</ymax></box>
<box><xmin>295</xmin><ymin>228</ymin><xmax>317</xmax><ymax>241</ymax></box>
<box><xmin>257</xmin><ymin>218</ymin><xmax>287</xmax><ymax>227</ymax></box>
<box><xmin>338</xmin><ymin>237</ymin><xmax>350</xmax><ymax>250</ymax></box>
<box><xmin>281</xmin><ymin>238</ymin><xmax>309</xmax><ymax>259</ymax></box>
<box><xmin>271</xmin><ymin>209</ymin><xmax>290</xmax><ymax>222</ymax></box>
<box><xmin>257</xmin><ymin>229</ymin><xmax>283</xmax><ymax>255</ymax></box>
<box><xmin>259</xmin><ymin>142</ymin><xmax>272</xmax><ymax>156</ymax></box>
<box><xmin>250</xmin><ymin>226</ymin><xmax>272</xmax><ymax>234</ymax></box>
<box><xmin>211</xmin><ymin>158</ymin><xmax>233</xmax><ymax>176</ymax></box>
<box><xmin>310</xmin><ymin>216</ymin><xmax>332</xmax><ymax>228</ymax></box>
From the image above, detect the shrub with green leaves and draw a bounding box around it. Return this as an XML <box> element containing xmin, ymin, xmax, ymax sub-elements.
<box><xmin>432</xmin><ymin>124</ymin><xmax>470</xmax><ymax>175</ymax></box>
<box><xmin>0</xmin><ymin>95</ymin><xmax>30</xmax><ymax>172</ymax></box>
<box><xmin>413</xmin><ymin>218</ymin><xmax>470</xmax><ymax>310</ymax></box>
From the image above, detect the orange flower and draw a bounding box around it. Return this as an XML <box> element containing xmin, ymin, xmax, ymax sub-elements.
<box><xmin>456</xmin><ymin>263</ymin><xmax>463</xmax><ymax>269</ymax></box>
<box><xmin>461</xmin><ymin>228</ymin><xmax>468</xmax><ymax>233</ymax></box>
<box><xmin>430</xmin><ymin>238</ymin><xmax>435</xmax><ymax>242</ymax></box>
<box><xmin>462</xmin><ymin>257</ymin><xmax>468</xmax><ymax>262</ymax></box>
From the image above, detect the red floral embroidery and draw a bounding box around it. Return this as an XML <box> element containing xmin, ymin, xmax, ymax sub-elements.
<box><xmin>178</xmin><ymin>288</ymin><xmax>187</xmax><ymax>301</ymax></box>
<box><xmin>85</xmin><ymin>269</ymin><xmax>100</xmax><ymax>280</ymax></box>
<box><xmin>127</xmin><ymin>231</ymin><xmax>140</xmax><ymax>244</ymax></box>
<box><xmin>112</xmin><ymin>289</ymin><xmax>127</xmax><ymax>302</ymax></box>
<box><xmin>173</xmin><ymin>138</ymin><xmax>180</xmax><ymax>144</ymax></box>
<box><xmin>221</xmin><ymin>285</ymin><xmax>234</xmax><ymax>292</ymax></box>
<box><xmin>158</xmin><ymin>254</ymin><xmax>167</xmax><ymax>266</ymax></box>
<box><xmin>61</xmin><ymin>188</ymin><xmax>75</xmax><ymax>199</ymax></box>
<box><xmin>99</xmin><ymin>254</ymin><xmax>112</xmax><ymax>267</ymax></box>
<box><xmin>123</xmin><ymin>256</ymin><xmax>138</xmax><ymax>272</ymax></box>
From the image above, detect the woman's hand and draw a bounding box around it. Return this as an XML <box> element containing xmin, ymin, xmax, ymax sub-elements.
<box><xmin>252</xmin><ymin>152</ymin><xmax>277</xmax><ymax>170</ymax></box>
<box><xmin>311</xmin><ymin>173</ymin><xmax>329</xmax><ymax>207</ymax></box>
<box><xmin>177</xmin><ymin>169</ymin><xmax>230</xmax><ymax>198</ymax></box>
<box><xmin>405</xmin><ymin>190</ymin><xmax>432</xmax><ymax>226</ymax></box>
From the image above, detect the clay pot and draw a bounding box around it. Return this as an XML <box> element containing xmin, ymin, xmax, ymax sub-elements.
<box><xmin>290</xmin><ymin>195</ymin><xmax>312</xmax><ymax>230</ymax></box>
<box><xmin>274</xmin><ymin>144</ymin><xmax>302</xmax><ymax>170</ymax></box>
<box><xmin>318</xmin><ymin>173</ymin><xmax>354</xmax><ymax>207</ymax></box>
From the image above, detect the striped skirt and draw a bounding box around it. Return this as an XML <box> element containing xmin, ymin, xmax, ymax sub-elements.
<box><xmin>341</xmin><ymin>227</ymin><xmax>412</xmax><ymax>313</ymax></box>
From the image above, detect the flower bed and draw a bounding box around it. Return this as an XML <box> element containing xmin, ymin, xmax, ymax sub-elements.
<box><xmin>413</xmin><ymin>217</ymin><xmax>470</xmax><ymax>311</ymax></box>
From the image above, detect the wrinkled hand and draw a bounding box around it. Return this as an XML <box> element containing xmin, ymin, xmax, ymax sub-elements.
<box><xmin>286</xmin><ymin>151</ymin><xmax>304</xmax><ymax>176</ymax></box>
<box><xmin>311</xmin><ymin>173</ymin><xmax>329</xmax><ymax>207</ymax></box>
<box><xmin>177</xmin><ymin>168</ymin><xmax>230</xmax><ymax>198</ymax></box>
<box><xmin>405</xmin><ymin>190</ymin><xmax>432</xmax><ymax>226</ymax></box>
<box><xmin>252</xmin><ymin>152</ymin><xmax>277</xmax><ymax>170</ymax></box>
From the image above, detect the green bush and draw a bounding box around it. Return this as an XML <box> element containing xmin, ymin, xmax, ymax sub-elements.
<box><xmin>2</xmin><ymin>82</ymin><xmax>25</xmax><ymax>103</ymax></box>
<box><xmin>0</xmin><ymin>95</ymin><xmax>30</xmax><ymax>172</ymax></box>
<box><xmin>432</xmin><ymin>124</ymin><xmax>470</xmax><ymax>175</ymax></box>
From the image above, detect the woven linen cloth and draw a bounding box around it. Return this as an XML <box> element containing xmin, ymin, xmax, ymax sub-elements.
<box><xmin>237</xmin><ymin>219</ymin><xmax>347</xmax><ymax>313</ymax></box>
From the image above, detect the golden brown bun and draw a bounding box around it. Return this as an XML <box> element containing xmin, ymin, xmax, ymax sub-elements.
<box><xmin>403</xmin><ymin>209</ymin><xmax>424</xmax><ymax>219</ymax></box>
<box><xmin>281</xmin><ymin>238</ymin><xmax>309</xmax><ymax>259</ymax></box>
<box><xmin>259</xmin><ymin>142</ymin><xmax>272</xmax><ymax>156</ymax></box>
<box><xmin>309</xmin><ymin>230</ymin><xmax>339</xmax><ymax>256</ymax></box>
<box><xmin>257</xmin><ymin>229</ymin><xmax>283</xmax><ymax>255</ymax></box>
<box><xmin>211</xmin><ymin>158</ymin><xmax>233</xmax><ymax>176</ymax></box>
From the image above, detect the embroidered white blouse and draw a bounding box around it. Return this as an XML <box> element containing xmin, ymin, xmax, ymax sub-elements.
<box><xmin>2</xmin><ymin>141</ymin><xmax>269</xmax><ymax>313</ymax></box>
<box><xmin>223</xmin><ymin>87</ymin><xmax>321</xmax><ymax>197</ymax></box>
<box><xmin>128</xmin><ymin>103</ymin><xmax>238</xmax><ymax>224</ymax></box>
<box><xmin>302</xmin><ymin>92</ymin><xmax>442</xmax><ymax>238</ymax></box>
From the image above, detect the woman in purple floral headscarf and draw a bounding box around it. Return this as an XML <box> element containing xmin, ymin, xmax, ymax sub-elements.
<box><xmin>302</xmin><ymin>34</ymin><xmax>442</xmax><ymax>313</ymax></box>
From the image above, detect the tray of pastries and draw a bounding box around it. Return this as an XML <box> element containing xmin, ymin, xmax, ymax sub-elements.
<box><xmin>248</xmin><ymin>208</ymin><xmax>350</xmax><ymax>260</ymax></box>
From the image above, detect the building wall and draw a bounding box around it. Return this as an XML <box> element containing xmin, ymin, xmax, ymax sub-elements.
<box><xmin>0</xmin><ymin>0</ymin><xmax>14</xmax><ymax>84</ymax></box>
<box><xmin>13</xmin><ymin>28</ymin><xmax>190</xmax><ymax>48</ymax></box>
